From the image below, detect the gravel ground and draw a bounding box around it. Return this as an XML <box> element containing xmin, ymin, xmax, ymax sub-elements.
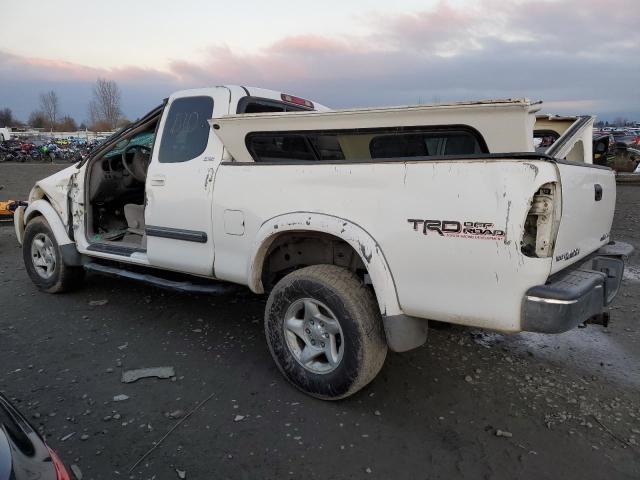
<box><xmin>1</xmin><ymin>163</ymin><xmax>639</xmax><ymax>480</ymax></box>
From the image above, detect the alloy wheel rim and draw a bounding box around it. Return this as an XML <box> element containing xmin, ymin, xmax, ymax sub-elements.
<box><xmin>31</xmin><ymin>233</ymin><xmax>56</xmax><ymax>279</ymax></box>
<box><xmin>283</xmin><ymin>298</ymin><xmax>345</xmax><ymax>374</ymax></box>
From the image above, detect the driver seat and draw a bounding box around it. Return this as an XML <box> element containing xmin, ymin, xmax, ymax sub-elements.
<box><xmin>124</xmin><ymin>204</ymin><xmax>146</xmax><ymax>236</ymax></box>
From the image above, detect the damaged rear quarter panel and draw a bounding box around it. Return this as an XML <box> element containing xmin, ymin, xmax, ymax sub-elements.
<box><xmin>211</xmin><ymin>159</ymin><xmax>558</xmax><ymax>331</ymax></box>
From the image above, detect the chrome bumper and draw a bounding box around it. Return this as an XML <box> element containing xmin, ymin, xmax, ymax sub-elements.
<box><xmin>522</xmin><ymin>241</ymin><xmax>633</xmax><ymax>333</ymax></box>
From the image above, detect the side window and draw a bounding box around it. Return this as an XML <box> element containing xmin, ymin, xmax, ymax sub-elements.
<box><xmin>370</xmin><ymin>130</ymin><xmax>484</xmax><ymax>158</ymax></box>
<box><xmin>308</xmin><ymin>135</ymin><xmax>345</xmax><ymax>160</ymax></box>
<box><xmin>245</xmin><ymin>127</ymin><xmax>485</xmax><ymax>162</ymax></box>
<box><xmin>247</xmin><ymin>133</ymin><xmax>346</xmax><ymax>162</ymax></box>
<box><xmin>249</xmin><ymin>134</ymin><xmax>316</xmax><ymax>162</ymax></box>
<box><xmin>158</xmin><ymin>96</ymin><xmax>214</xmax><ymax>163</ymax></box>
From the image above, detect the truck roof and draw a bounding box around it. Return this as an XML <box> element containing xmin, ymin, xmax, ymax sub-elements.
<box><xmin>170</xmin><ymin>85</ymin><xmax>330</xmax><ymax>112</ymax></box>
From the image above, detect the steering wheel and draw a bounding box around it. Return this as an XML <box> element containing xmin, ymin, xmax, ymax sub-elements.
<box><xmin>122</xmin><ymin>144</ymin><xmax>151</xmax><ymax>183</ymax></box>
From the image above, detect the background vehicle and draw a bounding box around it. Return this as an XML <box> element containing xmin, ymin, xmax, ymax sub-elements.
<box><xmin>0</xmin><ymin>393</ymin><xmax>72</xmax><ymax>480</ymax></box>
<box><xmin>14</xmin><ymin>87</ymin><xmax>632</xmax><ymax>399</ymax></box>
<box><xmin>592</xmin><ymin>132</ymin><xmax>614</xmax><ymax>166</ymax></box>
<box><xmin>611</xmin><ymin>129</ymin><xmax>640</xmax><ymax>149</ymax></box>
<box><xmin>0</xmin><ymin>127</ymin><xmax>10</xmax><ymax>142</ymax></box>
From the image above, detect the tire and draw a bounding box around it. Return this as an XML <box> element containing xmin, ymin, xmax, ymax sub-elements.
<box><xmin>265</xmin><ymin>265</ymin><xmax>387</xmax><ymax>400</ymax></box>
<box><xmin>22</xmin><ymin>217</ymin><xmax>84</xmax><ymax>293</ymax></box>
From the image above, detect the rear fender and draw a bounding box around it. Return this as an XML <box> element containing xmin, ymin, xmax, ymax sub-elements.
<box><xmin>248</xmin><ymin>212</ymin><xmax>402</xmax><ymax>317</ymax></box>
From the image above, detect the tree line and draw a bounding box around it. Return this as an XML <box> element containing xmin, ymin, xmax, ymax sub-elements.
<box><xmin>594</xmin><ymin>118</ymin><xmax>639</xmax><ymax>128</ymax></box>
<box><xmin>0</xmin><ymin>78</ymin><xmax>128</xmax><ymax>132</ymax></box>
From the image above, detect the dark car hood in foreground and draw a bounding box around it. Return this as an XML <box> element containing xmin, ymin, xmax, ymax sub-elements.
<box><xmin>0</xmin><ymin>394</ymin><xmax>57</xmax><ymax>480</ymax></box>
<box><xmin>0</xmin><ymin>430</ymin><xmax>10</xmax><ymax>480</ymax></box>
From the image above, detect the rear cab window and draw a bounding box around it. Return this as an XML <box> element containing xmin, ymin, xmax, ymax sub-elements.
<box><xmin>533</xmin><ymin>130</ymin><xmax>560</xmax><ymax>153</ymax></box>
<box><xmin>237</xmin><ymin>97</ymin><xmax>312</xmax><ymax>114</ymax></box>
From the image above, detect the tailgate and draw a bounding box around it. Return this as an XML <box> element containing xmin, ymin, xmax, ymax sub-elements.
<box><xmin>551</xmin><ymin>162</ymin><xmax>616</xmax><ymax>273</ymax></box>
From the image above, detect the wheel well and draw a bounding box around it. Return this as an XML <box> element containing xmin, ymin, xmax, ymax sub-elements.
<box><xmin>261</xmin><ymin>231</ymin><xmax>369</xmax><ymax>291</ymax></box>
<box><xmin>24</xmin><ymin>191</ymin><xmax>50</xmax><ymax>224</ymax></box>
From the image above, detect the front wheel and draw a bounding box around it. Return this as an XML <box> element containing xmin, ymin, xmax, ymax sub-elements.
<box><xmin>265</xmin><ymin>265</ymin><xmax>387</xmax><ymax>400</ymax></box>
<box><xmin>23</xmin><ymin>217</ymin><xmax>84</xmax><ymax>293</ymax></box>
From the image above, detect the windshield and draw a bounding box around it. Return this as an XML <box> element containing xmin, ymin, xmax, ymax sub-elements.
<box><xmin>104</xmin><ymin>131</ymin><xmax>155</xmax><ymax>158</ymax></box>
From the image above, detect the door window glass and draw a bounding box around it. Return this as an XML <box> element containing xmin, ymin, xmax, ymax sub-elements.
<box><xmin>159</xmin><ymin>96</ymin><xmax>214</xmax><ymax>163</ymax></box>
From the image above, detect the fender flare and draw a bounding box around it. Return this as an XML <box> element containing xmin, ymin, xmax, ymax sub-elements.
<box><xmin>247</xmin><ymin>211</ymin><xmax>402</xmax><ymax>316</ymax></box>
<box><xmin>22</xmin><ymin>199</ymin><xmax>84</xmax><ymax>266</ymax></box>
<box><xmin>23</xmin><ymin>199</ymin><xmax>73</xmax><ymax>246</ymax></box>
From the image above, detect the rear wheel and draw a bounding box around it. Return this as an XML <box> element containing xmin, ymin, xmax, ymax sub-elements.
<box><xmin>265</xmin><ymin>265</ymin><xmax>387</xmax><ymax>400</ymax></box>
<box><xmin>23</xmin><ymin>217</ymin><xmax>84</xmax><ymax>293</ymax></box>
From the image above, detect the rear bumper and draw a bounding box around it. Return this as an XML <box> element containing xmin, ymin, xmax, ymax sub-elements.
<box><xmin>522</xmin><ymin>241</ymin><xmax>633</xmax><ymax>333</ymax></box>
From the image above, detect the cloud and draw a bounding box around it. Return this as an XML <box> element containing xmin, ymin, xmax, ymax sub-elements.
<box><xmin>1</xmin><ymin>0</ymin><xmax>638</xmax><ymax>122</ymax></box>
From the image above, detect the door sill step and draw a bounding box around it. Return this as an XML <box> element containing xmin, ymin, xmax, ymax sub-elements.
<box><xmin>87</xmin><ymin>242</ymin><xmax>146</xmax><ymax>257</ymax></box>
<box><xmin>84</xmin><ymin>263</ymin><xmax>237</xmax><ymax>294</ymax></box>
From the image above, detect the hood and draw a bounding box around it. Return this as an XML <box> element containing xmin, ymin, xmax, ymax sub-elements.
<box><xmin>29</xmin><ymin>164</ymin><xmax>78</xmax><ymax>226</ymax></box>
<box><xmin>0</xmin><ymin>428</ymin><xmax>10</xmax><ymax>480</ymax></box>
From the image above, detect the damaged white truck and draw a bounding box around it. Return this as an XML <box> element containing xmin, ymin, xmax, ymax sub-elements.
<box><xmin>14</xmin><ymin>85</ymin><xmax>633</xmax><ymax>399</ymax></box>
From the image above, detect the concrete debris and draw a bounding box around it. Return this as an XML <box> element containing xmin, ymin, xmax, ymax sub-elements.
<box><xmin>88</xmin><ymin>299</ymin><xmax>108</xmax><ymax>306</ymax></box>
<box><xmin>121</xmin><ymin>366</ymin><xmax>176</xmax><ymax>383</ymax></box>
<box><xmin>113</xmin><ymin>394</ymin><xmax>129</xmax><ymax>402</ymax></box>
<box><xmin>496</xmin><ymin>429</ymin><xmax>513</xmax><ymax>438</ymax></box>
<box><xmin>80</xmin><ymin>434</ymin><xmax>90</xmax><ymax>441</ymax></box>
<box><xmin>168</xmin><ymin>409</ymin><xmax>185</xmax><ymax>419</ymax></box>
<box><xmin>176</xmin><ymin>468</ymin><xmax>186</xmax><ymax>479</ymax></box>
<box><xmin>234</xmin><ymin>415</ymin><xmax>245</xmax><ymax>422</ymax></box>
<box><xmin>70</xmin><ymin>464</ymin><xmax>83</xmax><ymax>480</ymax></box>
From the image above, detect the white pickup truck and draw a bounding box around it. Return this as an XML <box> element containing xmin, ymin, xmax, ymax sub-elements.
<box><xmin>14</xmin><ymin>85</ymin><xmax>632</xmax><ymax>399</ymax></box>
<box><xmin>0</xmin><ymin>127</ymin><xmax>11</xmax><ymax>142</ymax></box>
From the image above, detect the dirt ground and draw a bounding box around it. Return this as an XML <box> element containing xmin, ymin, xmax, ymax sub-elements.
<box><xmin>0</xmin><ymin>163</ymin><xmax>639</xmax><ymax>480</ymax></box>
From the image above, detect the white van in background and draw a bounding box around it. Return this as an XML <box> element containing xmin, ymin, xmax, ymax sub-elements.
<box><xmin>0</xmin><ymin>127</ymin><xmax>11</xmax><ymax>142</ymax></box>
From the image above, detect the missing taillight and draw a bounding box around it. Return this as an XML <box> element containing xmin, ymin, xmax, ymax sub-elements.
<box><xmin>521</xmin><ymin>183</ymin><xmax>559</xmax><ymax>258</ymax></box>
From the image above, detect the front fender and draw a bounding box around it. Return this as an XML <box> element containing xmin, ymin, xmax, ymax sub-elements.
<box><xmin>21</xmin><ymin>199</ymin><xmax>84</xmax><ymax>266</ymax></box>
<box><xmin>23</xmin><ymin>199</ymin><xmax>73</xmax><ymax>246</ymax></box>
<box><xmin>248</xmin><ymin>212</ymin><xmax>402</xmax><ymax>316</ymax></box>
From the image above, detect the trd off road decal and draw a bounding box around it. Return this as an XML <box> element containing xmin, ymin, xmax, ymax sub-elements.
<box><xmin>408</xmin><ymin>219</ymin><xmax>505</xmax><ymax>240</ymax></box>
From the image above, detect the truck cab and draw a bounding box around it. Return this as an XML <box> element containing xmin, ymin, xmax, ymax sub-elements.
<box><xmin>19</xmin><ymin>86</ymin><xmax>326</xmax><ymax>277</ymax></box>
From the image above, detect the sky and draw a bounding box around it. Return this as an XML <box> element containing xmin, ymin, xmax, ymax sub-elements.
<box><xmin>0</xmin><ymin>0</ymin><xmax>638</xmax><ymax>124</ymax></box>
